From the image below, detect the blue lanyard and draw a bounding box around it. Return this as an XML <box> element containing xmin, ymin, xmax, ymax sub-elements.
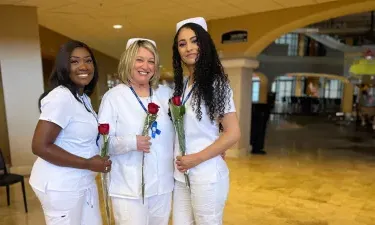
<box><xmin>182</xmin><ymin>80</ymin><xmax>195</xmax><ymax>105</ymax></box>
<box><xmin>80</xmin><ymin>94</ymin><xmax>100</xmax><ymax>146</ymax></box>
<box><xmin>80</xmin><ymin>94</ymin><xmax>98</xmax><ymax>123</ymax></box>
<box><xmin>129</xmin><ymin>86</ymin><xmax>152</xmax><ymax>113</ymax></box>
<box><xmin>129</xmin><ymin>85</ymin><xmax>161</xmax><ymax>139</ymax></box>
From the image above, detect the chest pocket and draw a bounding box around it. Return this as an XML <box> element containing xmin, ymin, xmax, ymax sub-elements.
<box><xmin>64</xmin><ymin>105</ymin><xmax>98</xmax><ymax>157</ymax></box>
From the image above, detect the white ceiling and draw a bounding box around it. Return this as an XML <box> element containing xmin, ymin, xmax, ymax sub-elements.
<box><xmin>1</xmin><ymin>0</ymin><xmax>339</xmax><ymax>62</ymax></box>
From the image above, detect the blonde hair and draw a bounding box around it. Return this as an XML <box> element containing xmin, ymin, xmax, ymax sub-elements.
<box><xmin>118</xmin><ymin>40</ymin><xmax>160</xmax><ymax>89</ymax></box>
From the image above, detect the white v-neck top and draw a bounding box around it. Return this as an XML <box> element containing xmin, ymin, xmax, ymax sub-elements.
<box><xmin>174</xmin><ymin>82</ymin><xmax>236</xmax><ymax>184</ymax></box>
<box><xmin>29</xmin><ymin>86</ymin><xmax>99</xmax><ymax>192</ymax></box>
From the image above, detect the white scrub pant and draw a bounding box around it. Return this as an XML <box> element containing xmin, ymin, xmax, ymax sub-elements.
<box><xmin>172</xmin><ymin>177</ymin><xmax>229</xmax><ymax>225</ymax></box>
<box><xmin>32</xmin><ymin>184</ymin><xmax>102</xmax><ymax>225</ymax></box>
<box><xmin>111</xmin><ymin>192</ymin><xmax>172</xmax><ymax>225</ymax></box>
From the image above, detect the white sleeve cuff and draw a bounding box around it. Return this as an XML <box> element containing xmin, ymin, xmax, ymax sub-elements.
<box><xmin>109</xmin><ymin>134</ymin><xmax>137</xmax><ymax>155</ymax></box>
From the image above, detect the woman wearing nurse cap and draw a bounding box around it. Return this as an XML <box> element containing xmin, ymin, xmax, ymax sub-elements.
<box><xmin>171</xmin><ymin>17</ymin><xmax>241</xmax><ymax>225</ymax></box>
<box><xmin>98</xmin><ymin>38</ymin><xmax>174</xmax><ymax>225</ymax></box>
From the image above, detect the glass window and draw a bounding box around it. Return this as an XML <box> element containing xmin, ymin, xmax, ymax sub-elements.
<box><xmin>285</xmin><ymin>82</ymin><xmax>292</xmax><ymax>96</ymax></box>
<box><xmin>272</xmin><ymin>82</ymin><xmax>276</xmax><ymax>92</ymax></box>
<box><xmin>252</xmin><ymin>81</ymin><xmax>260</xmax><ymax>102</ymax></box>
<box><xmin>324</xmin><ymin>79</ymin><xmax>343</xmax><ymax>98</ymax></box>
<box><xmin>274</xmin><ymin>33</ymin><xmax>299</xmax><ymax>56</ymax></box>
<box><xmin>273</xmin><ymin>76</ymin><xmax>295</xmax><ymax>102</ymax></box>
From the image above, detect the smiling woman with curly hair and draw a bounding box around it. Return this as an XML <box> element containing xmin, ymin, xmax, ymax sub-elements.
<box><xmin>171</xmin><ymin>17</ymin><xmax>241</xmax><ymax>225</ymax></box>
<box><xmin>173</xmin><ymin>23</ymin><xmax>231</xmax><ymax>125</ymax></box>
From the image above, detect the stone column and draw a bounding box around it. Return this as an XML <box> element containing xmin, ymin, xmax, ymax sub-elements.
<box><xmin>258</xmin><ymin>73</ymin><xmax>268</xmax><ymax>104</ymax></box>
<box><xmin>0</xmin><ymin>5</ymin><xmax>44</xmax><ymax>175</ymax></box>
<box><xmin>221</xmin><ymin>57</ymin><xmax>259</xmax><ymax>157</ymax></box>
<box><xmin>295</xmin><ymin>76</ymin><xmax>303</xmax><ymax>96</ymax></box>
<box><xmin>341</xmin><ymin>81</ymin><xmax>354</xmax><ymax>113</ymax></box>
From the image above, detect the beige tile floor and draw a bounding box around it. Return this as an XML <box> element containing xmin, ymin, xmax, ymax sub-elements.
<box><xmin>1</xmin><ymin>116</ymin><xmax>375</xmax><ymax>225</ymax></box>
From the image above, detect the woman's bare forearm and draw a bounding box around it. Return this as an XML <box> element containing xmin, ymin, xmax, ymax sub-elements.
<box><xmin>32</xmin><ymin>144</ymin><xmax>89</xmax><ymax>169</ymax></box>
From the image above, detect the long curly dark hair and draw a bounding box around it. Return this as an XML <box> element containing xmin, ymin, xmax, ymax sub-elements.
<box><xmin>172</xmin><ymin>23</ymin><xmax>231</xmax><ymax>127</ymax></box>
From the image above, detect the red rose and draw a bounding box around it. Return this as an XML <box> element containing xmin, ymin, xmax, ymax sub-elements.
<box><xmin>148</xmin><ymin>102</ymin><xmax>159</xmax><ymax>114</ymax></box>
<box><xmin>172</xmin><ymin>96</ymin><xmax>182</xmax><ymax>106</ymax></box>
<box><xmin>98</xmin><ymin>123</ymin><xmax>110</xmax><ymax>135</ymax></box>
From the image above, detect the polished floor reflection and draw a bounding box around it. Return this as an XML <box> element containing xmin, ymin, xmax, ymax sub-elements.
<box><xmin>1</xmin><ymin>116</ymin><xmax>375</xmax><ymax>225</ymax></box>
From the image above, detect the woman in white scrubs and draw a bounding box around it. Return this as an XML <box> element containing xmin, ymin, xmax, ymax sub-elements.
<box><xmin>171</xmin><ymin>17</ymin><xmax>241</xmax><ymax>225</ymax></box>
<box><xmin>30</xmin><ymin>40</ymin><xmax>112</xmax><ymax>225</ymax></box>
<box><xmin>98</xmin><ymin>38</ymin><xmax>174</xmax><ymax>225</ymax></box>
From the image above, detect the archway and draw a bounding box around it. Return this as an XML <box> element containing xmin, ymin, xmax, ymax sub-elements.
<box><xmin>246</xmin><ymin>0</ymin><xmax>375</xmax><ymax>56</ymax></box>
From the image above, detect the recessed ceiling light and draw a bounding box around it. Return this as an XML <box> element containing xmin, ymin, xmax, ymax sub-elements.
<box><xmin>113</xmin><ymin>25</ymin><xmax>122</xmax><ymax>29</ymax></box>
